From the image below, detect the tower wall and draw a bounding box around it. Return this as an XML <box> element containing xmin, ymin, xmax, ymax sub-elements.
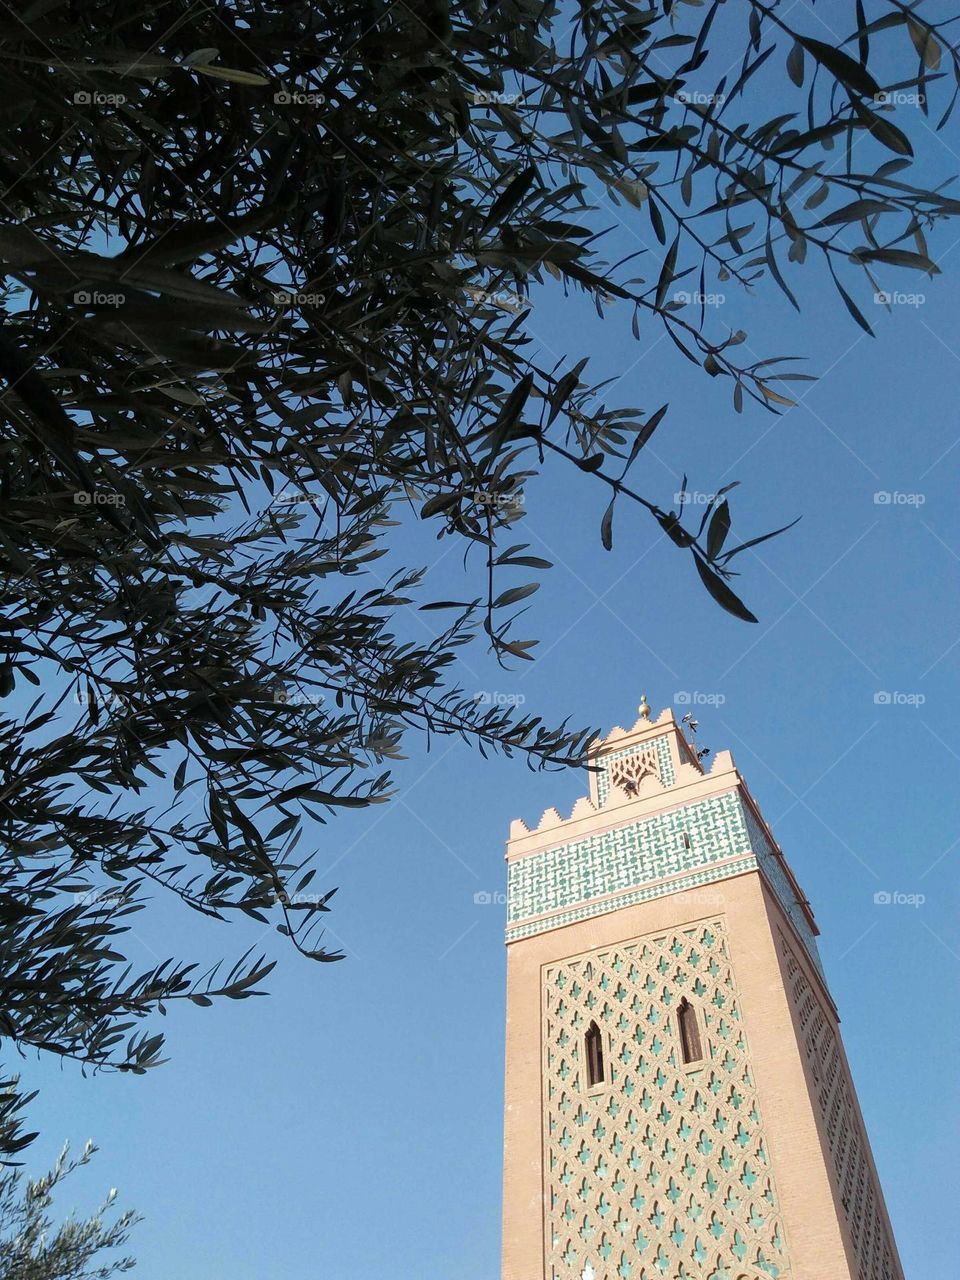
<box><xmin>501</xmin><ymin>707</ymin><xmax>903</xmax><ymax>1280</ymax></box>
<box><xmin>774</xmin><ymin>926</ymin><xmax>903</xmax><ymax>1280</ymax></box>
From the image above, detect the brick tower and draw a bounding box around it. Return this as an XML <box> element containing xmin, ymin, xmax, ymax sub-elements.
<box><xmin>501</xmin><ymin>701</ymin><xmax>903</xmax><ymax>1280</ymax></box>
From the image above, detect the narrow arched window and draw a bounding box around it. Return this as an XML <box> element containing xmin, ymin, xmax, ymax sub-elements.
<box><xmin>585</xmin><ymin>1020</ymin><xmax>605</xmax><ymax>1086</ymax></box>
<box><xmin>677</xmin><ymin>997</ymin><xmax>703</xmax><ymax>1064</ymax></box>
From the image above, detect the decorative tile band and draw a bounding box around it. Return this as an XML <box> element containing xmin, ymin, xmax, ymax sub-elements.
<box><xmin>506</xmin><ymin>788</ymin><xmax>819</xmax><ymax>972</ymax></box>
<box><xmin>508</xmin><ymin>791</ymin><xmax>751</xmax><ymax>926</ymax></box>
<box><xmin>506</xmin><ymin>856</ymin><xmax>757</xmax><ymax>942</ymax></box>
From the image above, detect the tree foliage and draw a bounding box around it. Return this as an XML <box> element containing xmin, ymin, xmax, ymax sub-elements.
<box><xmin>0</xmin><ymin>1139</ymin><xmax>138</xmax><ymax>1280</ymax></box>
<box><xmin>0</xmin><ymin>0</ymin><xmax>957</xmax><ymax>1156</ymax></box>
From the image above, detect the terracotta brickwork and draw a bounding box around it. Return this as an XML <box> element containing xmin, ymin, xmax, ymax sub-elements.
<box><xmin>501</xmin><ymin>704</ymin><xmax>904</xmax><ymax>1280</ymax></box>
<box><xmin>778</xmin><ymin>935</ymin><xmax>903</xmax><ymax>1280</ymax></box>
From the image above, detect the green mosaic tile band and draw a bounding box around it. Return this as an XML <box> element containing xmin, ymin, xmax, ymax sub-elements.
<box><xmin>596</xmin><ymin>735</ymin><xmax>675</xmax><ymax>804</ymax></box>
<box><xmin>505</xmin><ymin>857</ymin><xmax>757</xmax><ymax>942</ymax></box>
<box><xmin>508</xmin><ymin>792</ymin><xmax>750</xmax><ymax>925</ymax></box>
<box><xmin>506</xmin><ymin>789</ymin><xmax>819</xmax><ymax>971</ymax></box>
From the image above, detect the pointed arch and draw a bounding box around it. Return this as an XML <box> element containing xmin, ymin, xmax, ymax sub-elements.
<box><xmin>677</xmin><ymin>996</ymin><xmax>703</xmax><ymax>1064</ymax></box>
<box><xmin>585</xmin><ymin>1019</ymin><xmax>605</xmax><ymax>1086</ymax></box>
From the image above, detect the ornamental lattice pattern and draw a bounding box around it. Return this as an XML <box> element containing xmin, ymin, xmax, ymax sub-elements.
<box><xmin>779</xmin><ymin>937</ymin><xmax>901</xmax><ymax>1280</ymax></box>
<box><xmin>508</xmin><ymin>792</ymin><xmax>750</xmax><ymax>928</ymax></box>
<box><xmin>543</xmin><ymin>919</ymin><xmax>791</xmax><ymax>1280</ymax></box>
<box><xmin>597</xmin><ymin>736</ymin><xmax>676</xmax><ymax>804</ymax></box>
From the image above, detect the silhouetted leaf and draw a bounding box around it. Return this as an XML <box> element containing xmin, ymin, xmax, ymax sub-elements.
<box><xmin>797</xmin><ymin>36</ymin><xmax>880</xmax><ymax>98</ymax></box>
<box><xmin>601</xmin><ymin>499</ymin><xmax>615</xmax><ymax>551</ymax></box>
<box><xmin>707</xmin><ymin>500</ymin><xmax>731</xmax><ymax>560</ymax></box>
<box><xmin>693</xmin><ymin>555</ymin><xmax>758</xmax><ymax>622</ymax></box>
<box><xmin>787</xmin><ymin>41</ymin><xmax>804</xmax><ymax>87</ymax></box>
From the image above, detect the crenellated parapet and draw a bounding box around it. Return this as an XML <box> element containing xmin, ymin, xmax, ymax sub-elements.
<box><xmin>504</xmin><ymin>702</ymin><xmax>821</xmax><ymax>972</ymax></box>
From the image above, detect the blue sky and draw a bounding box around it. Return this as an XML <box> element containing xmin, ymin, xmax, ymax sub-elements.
<box><xmin>19</xmin><ymin>20</ymin><xmax>960</xmax><ymax>1280</ymax></box>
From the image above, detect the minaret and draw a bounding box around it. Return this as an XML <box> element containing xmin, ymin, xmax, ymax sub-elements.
<box><xmin>501</xmin><ymin>701</ymin><xmax>902</xmax><ymax>1280</ymax></box>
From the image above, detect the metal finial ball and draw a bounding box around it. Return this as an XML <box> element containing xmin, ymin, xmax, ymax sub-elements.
<box><xmin>638</xmin><ymin>694</ymin><xmax>651</xmax><ymax>720</ymax></box>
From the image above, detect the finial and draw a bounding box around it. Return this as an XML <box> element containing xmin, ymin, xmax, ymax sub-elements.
<box><xmin>638</xmin><ymin>693</ymin><xmax>651</xmax><ymax>720</ymax></box>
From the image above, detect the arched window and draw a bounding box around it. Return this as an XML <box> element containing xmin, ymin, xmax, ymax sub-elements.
<box><xmin>585</xmin><ymin>1020</ymin><xmax>605</xmax><ymax>1087</ymax></box>
<box><xmin>677</xmin><ymin>997</ymin><xmax>703</xmax><ymax>1064</ymax></box>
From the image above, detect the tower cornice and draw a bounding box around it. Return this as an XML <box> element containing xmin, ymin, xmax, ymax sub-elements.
<box><xmin>503</xmin><ymin>703</ymin><xmax>821</xmax><ymax>967</ymax></box>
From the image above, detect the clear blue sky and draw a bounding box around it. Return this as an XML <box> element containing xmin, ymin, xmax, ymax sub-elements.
<box><xmin>22</xmin><ymin>25</ymin><xmax>960</xmax><ymax>1280</ymax></box>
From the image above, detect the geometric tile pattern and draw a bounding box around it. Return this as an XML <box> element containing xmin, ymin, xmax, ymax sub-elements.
<box><xmin>506</xmin><ymin>857</ymin><xmax>756</xmax><ymax>943</ymax></box>
<box><xmin>506</xmin><ymin>784</ymin><xmax>821</xmax><ymax>978</ymax></box>
<box><xmin>779</xmin><ymin>937</ymin><xmax>902</xmax><ymax>1280</ymax></box>
<box><xmin>597</xmin><ymin>735</ymin><xmax>676</xmax><ymax>804</ymax></box>
<box><xmin>508</xmin><ymin>792</ymin><xmax>750</xmax><ymax>926</ymax></box>
<box><xmin>543</xmin><ymin>919</ymin><xmax>791</xmax><ymax>1279</ymax></box>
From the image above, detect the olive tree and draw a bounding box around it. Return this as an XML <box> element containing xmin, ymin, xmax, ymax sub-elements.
<box><xmin>0</xmin><ymin>0</ymin><xmax>956</xmax><ymax>1155</ymax></box>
